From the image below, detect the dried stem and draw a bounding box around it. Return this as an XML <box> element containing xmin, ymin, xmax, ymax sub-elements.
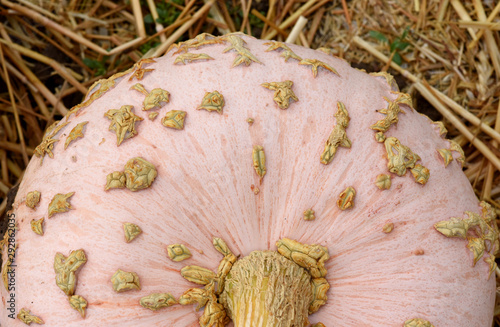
<box><xmin>484</xmin><ymin>100</ymin><xmax>500</xmax><ymax>199</ymax></box>
<box><xmin>263</xmin><ymin>0</ymin><xmax>318</xmax><ymax>40</ymax></box>
<box><xmin>472</xmin><ymin>0</ymin><xmax>500</xmax><ymax>77</ymax></box>
<box><xmin>0</xmin><ymin>44</ymin><xmax>28</xmax><ymax>166</ymax></box>
<box><xmin>0</xmin><ymin>39</ymin><xmax>87</xmax><ymax>94</ymax></box>
<box><xmin>152</xmin><ymin>0</ymin><xmax>216</xmax><ymax>57</ymax></box>
<box><xmin>145</xmin><ymin>0</ymin><xmax>166</xmax><ymax>42</ymax></box>
<box><xmin>1</xmin><ymin>0</ymin><xmax>109</xmax><ymax>55</ymax></box>
<box><xmin>286</xmin><ymin>16</ymin><xmax>308</xmax><ymax>44</ymax></box>
<box><xmin>467</xmin><ymin>1</ymin><xmax>500</xmax><ymax>48</ymax></box>
<box><xmin>251</xmin><ymin>9</ymin><xmax>288</xmax><ymax>38</ymax></box>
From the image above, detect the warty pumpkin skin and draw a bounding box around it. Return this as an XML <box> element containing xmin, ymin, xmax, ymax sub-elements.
<box><xmin>0</xmin><ymin>33</ymin><xmax>497</xmax><ymax>327</ymax></box>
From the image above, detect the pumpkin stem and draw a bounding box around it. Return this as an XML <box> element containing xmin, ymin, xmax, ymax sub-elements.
<box><xmin>220</xmin><ymin>251</ymin><xmax>312</xmax><ymax>327</ymax></box>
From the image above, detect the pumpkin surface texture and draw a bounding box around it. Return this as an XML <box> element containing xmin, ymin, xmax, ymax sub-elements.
<box><xmin>0</xmin><ymin>33</ymin><xmax>497</xmax><ymax>327</ymax></box>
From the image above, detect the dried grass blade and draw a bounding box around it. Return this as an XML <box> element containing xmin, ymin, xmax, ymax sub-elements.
<box><xmin>17</xmin><ymin>18</ymin><xmax>91</xmax><ymax>73</ymax></box>
<box><xmin>206</xmin><ymin>2</ymin><xmax>230</xmax><ymax>34</ymax></box>
<box><xmin>261</xmin><ymin>0</ymin><xmax>276</xmax><ymax>36</ymax></box>
<box><xmin>436</xmin><ymin>0</ymin><xmax>449</xmax><ymax>21</ymax></box>
<box><xmin>87</xmin><ymin>0</ymin><xmax>105</xmax><ymax>17</ymax></box>
<box><xmin>145</xmin><ymin>0</ymin><xmax>166</xmax><ymax>42</ymax></box>
<box><xmin>3</xmin><ymin>61</ymin><xmax>36</xmax><ymax>92</ymax></box>
<box><xmin>0</xmin><ymin>150</ymin><xmax>7</xmax><ymax>185</ymax></box>
<box><xmin>0</xmin><ymin>44</ymin><xmax>28</xmax><ymax>165</ymax></box>
<box><xmin>473</xmin><ymin>0</ymin><xmax>500</xmax><ymax>78</ymax></box>
<box><xmin>14</xmin><ymin>0</ymin><xmax>63</xmax><ymax>22</ymax></box>
<box><xmin>138</xmin><ymin>16</ymin><xmax>193</xmax><ymax>48</ymax></box>
<box><xmin>303</xmin><ymin>0</ymin><xmax>332</xmax><ymax>17</ymax></box>
<box><xmin>1</xmin><ymin>0</ymin><xmax>108</xmax><ymax>55</ymax></box>
<box><xmin>0</xmin><ymin>179</ymin><xmax>9</xmax><ymax>196</ymax></box>
<box><xmin>7</xmin><ymin>159</ymin><xmax>23</xmax><ymax>179</ymax></box>
<box><xmin>286</xmin><ymin>16</ymin><xmax>308</xmax><ymax>44</ymax></box>
<box><xmin>108</xmin><ymin>37</ymin><xmax>145</xmax><ymax>56</ymax></box>
<box><xmin>264</xmin><ymin>0</ymin><xmax>318</xmax><ymax>40</ymax></box>
<box><xmin>340</xmin><ymin>0</ymin><xmax>351</xmax><ymax>27</ymax></box>
<box><xmin>152</xmin><ymin>0</ymin><xmax>216</xmax><ymax>57</ymax></box>
<box><xmin>468</xmin><ymin>1</ymin><xmax>500</xmax><ymax>49</ymax></box>
<box><xmin>483</xmin><ymin>100</ymin><xmax>500</xmax><ymax>199</ymax></box>
<box><xmin>298</xmin><ymin>32</ymin><xmax>309</xmax><ymax>48</ymax></box>
<box><xmin>240</xmin><ymin>0</ymin><xmax>250</xmax><ymax>33</ymax></box>
<box><xmin>2</xmin><ymin>23</ymin><xmax>44</xmax><ymax>48</ymax></box>
<box><xmin>177</xmin><ymin>0</ymin><xmax>196</xmax><ymax>21</ymax></box>
<box><xmin>98</xmin><ymin>3</ymin><xmax>128</xmax><ymax>20</ymax></box>
<box><xmin>449</xmin><ymin>0</ymin><xmax>478</xmax><ymax>41</ymax></box>
<box><xmin>31</xmin><ymin>91</ymin><xmax>51</xmax><ymax>119</ymax></box>
<box><xmin>131</xmin><ymin>0</ymin><xmax>146</xmax><ymax>39</ymax></box>
<box><xmin>306</xmin><ymin>7</ymin><xmax>325</xmax><ymax>45</ymax></box>
<box><xmin>0</xmin><ymin>141</ymin><xmax>34</xmax><ymax>156</ymax></box>
<box><xmin>458</xmin><ymin>21</ymin><xmax>500</xmax><ymax>30</ymax></box>
<box><xmin>0</xmin><ymin>39</ymin><xmax>87</xmax><ymax>94</ymax></box>
<box><xmin>2</xmin><ymin>46</ymin><xmax>68</xmax><ymax>115</ymax></box>
<box><xmin>102</xmin><ymin>1</ymin><xmax>135</xmax><ymax>22</ymax></box>
<box><xmin>251</xmin><ymin>9</ymin><xmax>288</xmax><ymax>38</ymax></box>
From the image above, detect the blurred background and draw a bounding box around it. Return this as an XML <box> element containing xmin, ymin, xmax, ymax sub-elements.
<box><xmin>0</xmin><ymin>0</ymin><xmax>499</xmax><ymax>324</ymax></box>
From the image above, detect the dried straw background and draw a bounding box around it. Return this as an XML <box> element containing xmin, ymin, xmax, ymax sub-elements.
<box><xmin>0</xmin><ymin>0</ymin><xmax>499</xmax><ymax>324</ymax></box>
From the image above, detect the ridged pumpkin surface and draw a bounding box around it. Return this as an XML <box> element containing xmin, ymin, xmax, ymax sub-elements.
<box><xmin>0</xmin><ymin>34</ymin><xmax>496</xmax><ymax>327</ymax></box>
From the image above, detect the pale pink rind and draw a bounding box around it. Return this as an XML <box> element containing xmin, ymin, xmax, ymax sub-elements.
<box><xmin>1</xmin><ymin>35</ymin><xmax>494</xmax><ymax>326</ymax></box>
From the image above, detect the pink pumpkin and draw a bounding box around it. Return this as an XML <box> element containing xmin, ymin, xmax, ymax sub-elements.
<box><xmin>1</xmin><ymin>33</ymin><xmax>497</xmax><ymax>327</ymax></box>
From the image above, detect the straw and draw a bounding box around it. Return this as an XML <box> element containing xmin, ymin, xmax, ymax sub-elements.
<box><xmin>286</xmin><ymin>16</ymin><xmax>308</xmax><ymax>44</ymax></box>
<box><xmin>152</xmin><ymin>0</ymin><xmax>216</xmax><ymax>57</ymax></box>
<box><xmin>2</xmin><ymin>0</ymin><xmax>109</xmax><ymax>55</ymax></box>
<box><xmin>251</xmin><ymin>9</ymin><xmax>288</xmax><ymax>38</ymax></box>
<box><xmin>0</xmin><ymin>39</ymin><xmax>87</xmax><ymax>94</ymax></box>
<box><xmin>263</xmin><ymin>0</ymin><xmax>318</xmax><ymax>40</ymax></box>
<box><xmin>145</xmin><ymin>0</ymin><xmax>166</xmax><ymax>43</ymax></box>
<box><xmin>472</xmin><ymin>0</ymin><xmax>500</xmax><ymax>77</ymax></box>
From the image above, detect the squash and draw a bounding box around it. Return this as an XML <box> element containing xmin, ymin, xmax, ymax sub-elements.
<box><xmin>0</xmin><ymin>33</ymin><xmax>497</xmax><ymax>327</ymax></box>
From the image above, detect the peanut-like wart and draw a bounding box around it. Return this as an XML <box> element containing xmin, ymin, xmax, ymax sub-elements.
<box><xmin>167</xmin><ymin>244</ymin><xmax>192</xmax><ymax>262</ymax></box>
<box><xmin>198</xmin><ymin>91</ymin><xmax>225</xmax><ymax>114</ymax></box>
<box><xmin>111</xmin><ymin>269</ymin><xmax>141</xmax><ymax>292</ymax></box>
<box><xmin>337</xmin><ymin>186</ymin><xmax>356</xmax><ymax>210</ymax></box>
